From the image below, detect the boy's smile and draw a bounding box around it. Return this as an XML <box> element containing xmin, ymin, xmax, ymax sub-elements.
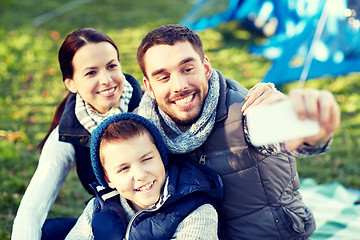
<box><xmin>102</xmin><ymin>133</ymin><xmax>166</xmax><ymax>212</ymax></box>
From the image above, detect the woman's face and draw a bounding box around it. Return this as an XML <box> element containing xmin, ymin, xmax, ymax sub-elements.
<box><xmin>65</xmin><ymin>42</ymin><xmax>125</xmax><ymax>114</ymax></box>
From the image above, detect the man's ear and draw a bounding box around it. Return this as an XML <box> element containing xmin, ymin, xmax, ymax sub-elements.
<box><xmin>64</xmin><ymin>78</ymin><xmax>78</xmax><ymax>93</ymax></box>
<box><xmin>143</xmin><ymin>77</ymin><xmax>155</xmax><ymax>99</ymax></box>
<box><xmin>203</xmin><ymin>55</ymin><xmax>212</xmax><ymax>80</ymax></box>
<box><xmin>104</xmin><ymin>175</ymin><xmax>115</xmax><ymax>189</ymax></box>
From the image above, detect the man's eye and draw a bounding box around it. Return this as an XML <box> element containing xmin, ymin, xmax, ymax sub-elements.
<box><xmin>184</xmin><ymin>67</ymin><xmax>194</xmax><ymax>73</ymax></box>
<box><xmin>160</xmin><ymin>76</ymin><xmax>170</xmax><ymax>81</ymax></box>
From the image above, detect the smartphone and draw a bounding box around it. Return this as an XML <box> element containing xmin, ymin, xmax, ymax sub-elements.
<box><xmin>246</xmin><ymin>100</ymin><xmax>320</xmax><ymax>146</ymax></box>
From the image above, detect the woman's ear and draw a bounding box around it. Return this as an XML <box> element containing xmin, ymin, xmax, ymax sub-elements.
<box><xmin>64</xmin><ymin>78</ymin><xmax>78</xmax><ymax>93</ymax></box>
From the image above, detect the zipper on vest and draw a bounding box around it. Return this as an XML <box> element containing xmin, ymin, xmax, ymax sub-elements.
<box><xmin>199</xmin><ymin>155</ymin><xmax>206</xmax><ymax>165</ymax></box>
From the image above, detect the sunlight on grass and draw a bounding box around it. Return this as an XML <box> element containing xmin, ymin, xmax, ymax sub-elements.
<box><xmin>1</xmin><ymin>0</ymin><xmax>360</xmax><ymax>238</ymax></box>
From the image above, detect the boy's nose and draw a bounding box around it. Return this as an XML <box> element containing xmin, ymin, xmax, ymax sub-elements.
<box><xmin>133</xmin><ymin>166</ymin><xmax>147</xmax><ymax>181</ymax></box>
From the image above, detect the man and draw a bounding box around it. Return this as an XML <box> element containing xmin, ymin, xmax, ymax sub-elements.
<box><xmin>136</xmin><ymin>24</ymin><xmax>340</xmax><ymax>239</ymax></box>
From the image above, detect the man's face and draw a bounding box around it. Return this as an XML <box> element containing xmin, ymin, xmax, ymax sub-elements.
<box><xmin>143</xmin><ymin>41</ymin><xmax>212</xmax><ymax>126</ymax></box>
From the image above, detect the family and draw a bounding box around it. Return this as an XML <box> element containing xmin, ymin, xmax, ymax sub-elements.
<box><xmin>12</xmin><ymin>24</ymin><xmax>340</xmax><ymax>240</ymax></box>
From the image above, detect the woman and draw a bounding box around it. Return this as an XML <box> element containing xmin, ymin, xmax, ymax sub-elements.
<box><xmin>11</xmin><ymin>28</ymin><xmax>143</xmax><ymax>240</ymax></box>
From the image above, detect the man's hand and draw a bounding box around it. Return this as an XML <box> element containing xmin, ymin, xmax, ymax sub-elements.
<box><xmin>242</xmin><ymin>83</ymin><xmax>286</xmax><ymax>115</ymax></box>
<box><xmin>285</xmin><ymin>88</ymin><xmax>341</xmax><ymax>150</ymax></box>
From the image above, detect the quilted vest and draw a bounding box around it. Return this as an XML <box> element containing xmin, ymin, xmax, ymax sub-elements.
<box><xmin>168</xmin><ymin>71</ymin><xmax>315</xmax><ymax>240</ymax></box>
<box><xmin>91</xmin><ymin>160</ymin><xmax>223</xmax><ymax>240</ymax></box>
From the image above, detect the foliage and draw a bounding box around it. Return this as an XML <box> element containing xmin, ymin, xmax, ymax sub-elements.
<box><xmin>1</xmin><ymin>0</ymin><xmax>360</xmax><ymax>239</ymax></box>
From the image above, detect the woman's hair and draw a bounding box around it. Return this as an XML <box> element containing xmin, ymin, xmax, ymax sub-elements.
<box><xmin>38</xmin><ymin>28</ymin><xmax>119</xmax><ymax>150</ymax></box>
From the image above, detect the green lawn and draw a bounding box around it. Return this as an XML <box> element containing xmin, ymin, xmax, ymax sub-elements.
<box><xmin>1</xmin><ymin>0</ymin><xmax>359</xmax><ymax>239</ymax></box>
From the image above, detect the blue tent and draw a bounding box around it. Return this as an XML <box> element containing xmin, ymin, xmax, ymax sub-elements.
<box><xmin>180</xmin><ymin>0</ymin><xmax>360</xmax><ymax>86</ymax></box>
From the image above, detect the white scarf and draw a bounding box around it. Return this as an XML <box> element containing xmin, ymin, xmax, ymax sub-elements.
<box><xmin>75</xmin><ymin>78</ymin><xmax>133</xmax><ymax>133</ymax></box>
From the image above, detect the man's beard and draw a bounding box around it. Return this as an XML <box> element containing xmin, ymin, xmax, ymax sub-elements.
<box><xmin>160</xmin><ymin>100</ymin><xmax>203</xmax><ymax>128</ymax></box>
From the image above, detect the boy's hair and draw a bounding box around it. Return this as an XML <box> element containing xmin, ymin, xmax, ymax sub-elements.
<box><xmin>137</xmin><ymin>24</ymin><xmax>205</xmax><ymax>78</ymax></box>
<box><xmin>99</xmin><ymin>119</ymin><xmax>155</xmax><ymax>165</ymax></box>
<box><xmin>91</xmin><ymin>113</ymin><xmax>169</xmax><ymax>187</ymax></box>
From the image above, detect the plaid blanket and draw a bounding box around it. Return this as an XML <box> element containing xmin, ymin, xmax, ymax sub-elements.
<box><xmin>299</xmin><ymin>178</ymin><xmax>360</xmax><ymax>240</ymax></box>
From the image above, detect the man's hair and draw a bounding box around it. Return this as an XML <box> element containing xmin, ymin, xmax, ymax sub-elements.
<box><xmin>99</xmin><ymin>119</ymin><xmax>155</xmax><ymax>165</ymax></box>
<box><xmin>137</xmin><ymin>24</ymin><xmax>205</xmax><ymax>78</ymax></box>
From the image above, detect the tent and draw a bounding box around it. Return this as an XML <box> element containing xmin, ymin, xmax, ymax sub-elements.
<box><xmin>179</xmin><ymin>0</ymin><xmax>360</xmax><ymax>86</ymax></box>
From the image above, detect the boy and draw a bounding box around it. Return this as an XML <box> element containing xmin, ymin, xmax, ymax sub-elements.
<box><xmin>86</xmin><ymin>112</ymin><xmax>222</xmax><ymax>239</ymax></box>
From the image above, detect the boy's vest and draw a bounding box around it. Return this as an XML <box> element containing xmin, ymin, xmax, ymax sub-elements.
<box><xmin>91</xmin><ymin>160</ymin><xmax>223</xmax><ymax>239</ymax></box>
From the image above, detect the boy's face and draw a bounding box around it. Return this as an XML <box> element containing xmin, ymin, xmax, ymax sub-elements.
<box><xmin>143</xmin><ymin>41</ymin><xmax>212</xmax><ymax>126</ymax></box>
<box><xmin>102</xmin><ymin>133</ymin><xmax>166</xmax><ymax>212</ymax></box>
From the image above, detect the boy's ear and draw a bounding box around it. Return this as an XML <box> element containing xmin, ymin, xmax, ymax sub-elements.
<box><xmin>104</xmin><ymin>175</ymin><xmax>115</xmax><ymax>189</ymax></box>
<box><xmin>64</xmin><ymin>78</ymin><xmax>78</xmax><ymax>93</ymax></box>
<box><xmin>143</xmin><ymin>77</ymin><xmax>155</xmax><ymax>99</ymax></box>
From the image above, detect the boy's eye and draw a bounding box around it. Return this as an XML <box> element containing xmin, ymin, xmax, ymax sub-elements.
<box><xmin>142</xmin><ymin>157</ymin><xmax>153</xmax><ymax>164</ymax></box>
<box><xmin>117</xmin><ymin>166</ymin><xmax>129</xmax><ymax>173</ymax></box>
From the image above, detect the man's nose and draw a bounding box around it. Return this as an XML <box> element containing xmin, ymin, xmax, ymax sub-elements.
<box><xmin>172</xmin><ymin>74</ymin><xmax>188</xmax><ymax>92</ymax></box>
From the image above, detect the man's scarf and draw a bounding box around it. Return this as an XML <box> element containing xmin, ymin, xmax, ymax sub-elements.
<box><xmin>138</xmin><ymin>70</ymin><xmax>220</xmax><ymax>154</ymax></box>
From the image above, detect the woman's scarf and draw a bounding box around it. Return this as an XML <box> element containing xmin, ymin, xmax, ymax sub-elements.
<box><xmin>75</xmin><ymin>78</ymin><xmax>133</xmax><ymax>133</ymax></box>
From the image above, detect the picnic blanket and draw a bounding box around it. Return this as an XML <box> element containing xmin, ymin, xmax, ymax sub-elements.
<box><xmin>299</xmin><ymin>178</ymin><xmax>360</xmax><ymax>240</ymax></box>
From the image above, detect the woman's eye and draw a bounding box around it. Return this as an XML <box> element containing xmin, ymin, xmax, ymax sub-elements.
<box><xmin>85</xmin><ymin>71</ymin><xmax>96</xmax><ymax>77</ymax></box>
<box><xmin>108</xmin><ymin>64</ymin><xmax>117</xmax><ymax>70</ymax></box>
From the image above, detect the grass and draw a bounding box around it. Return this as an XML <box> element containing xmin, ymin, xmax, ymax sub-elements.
<box><xmin>1</xmin><ymin>0</ymin><xmax>359</xmax><ymax>239</ymax></box>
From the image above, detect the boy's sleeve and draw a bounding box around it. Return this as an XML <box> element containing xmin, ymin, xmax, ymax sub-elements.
<box><xmin>171</xmin><ymin>203</ymin><xmax>219</xmax><ymax>240</ymax></box>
